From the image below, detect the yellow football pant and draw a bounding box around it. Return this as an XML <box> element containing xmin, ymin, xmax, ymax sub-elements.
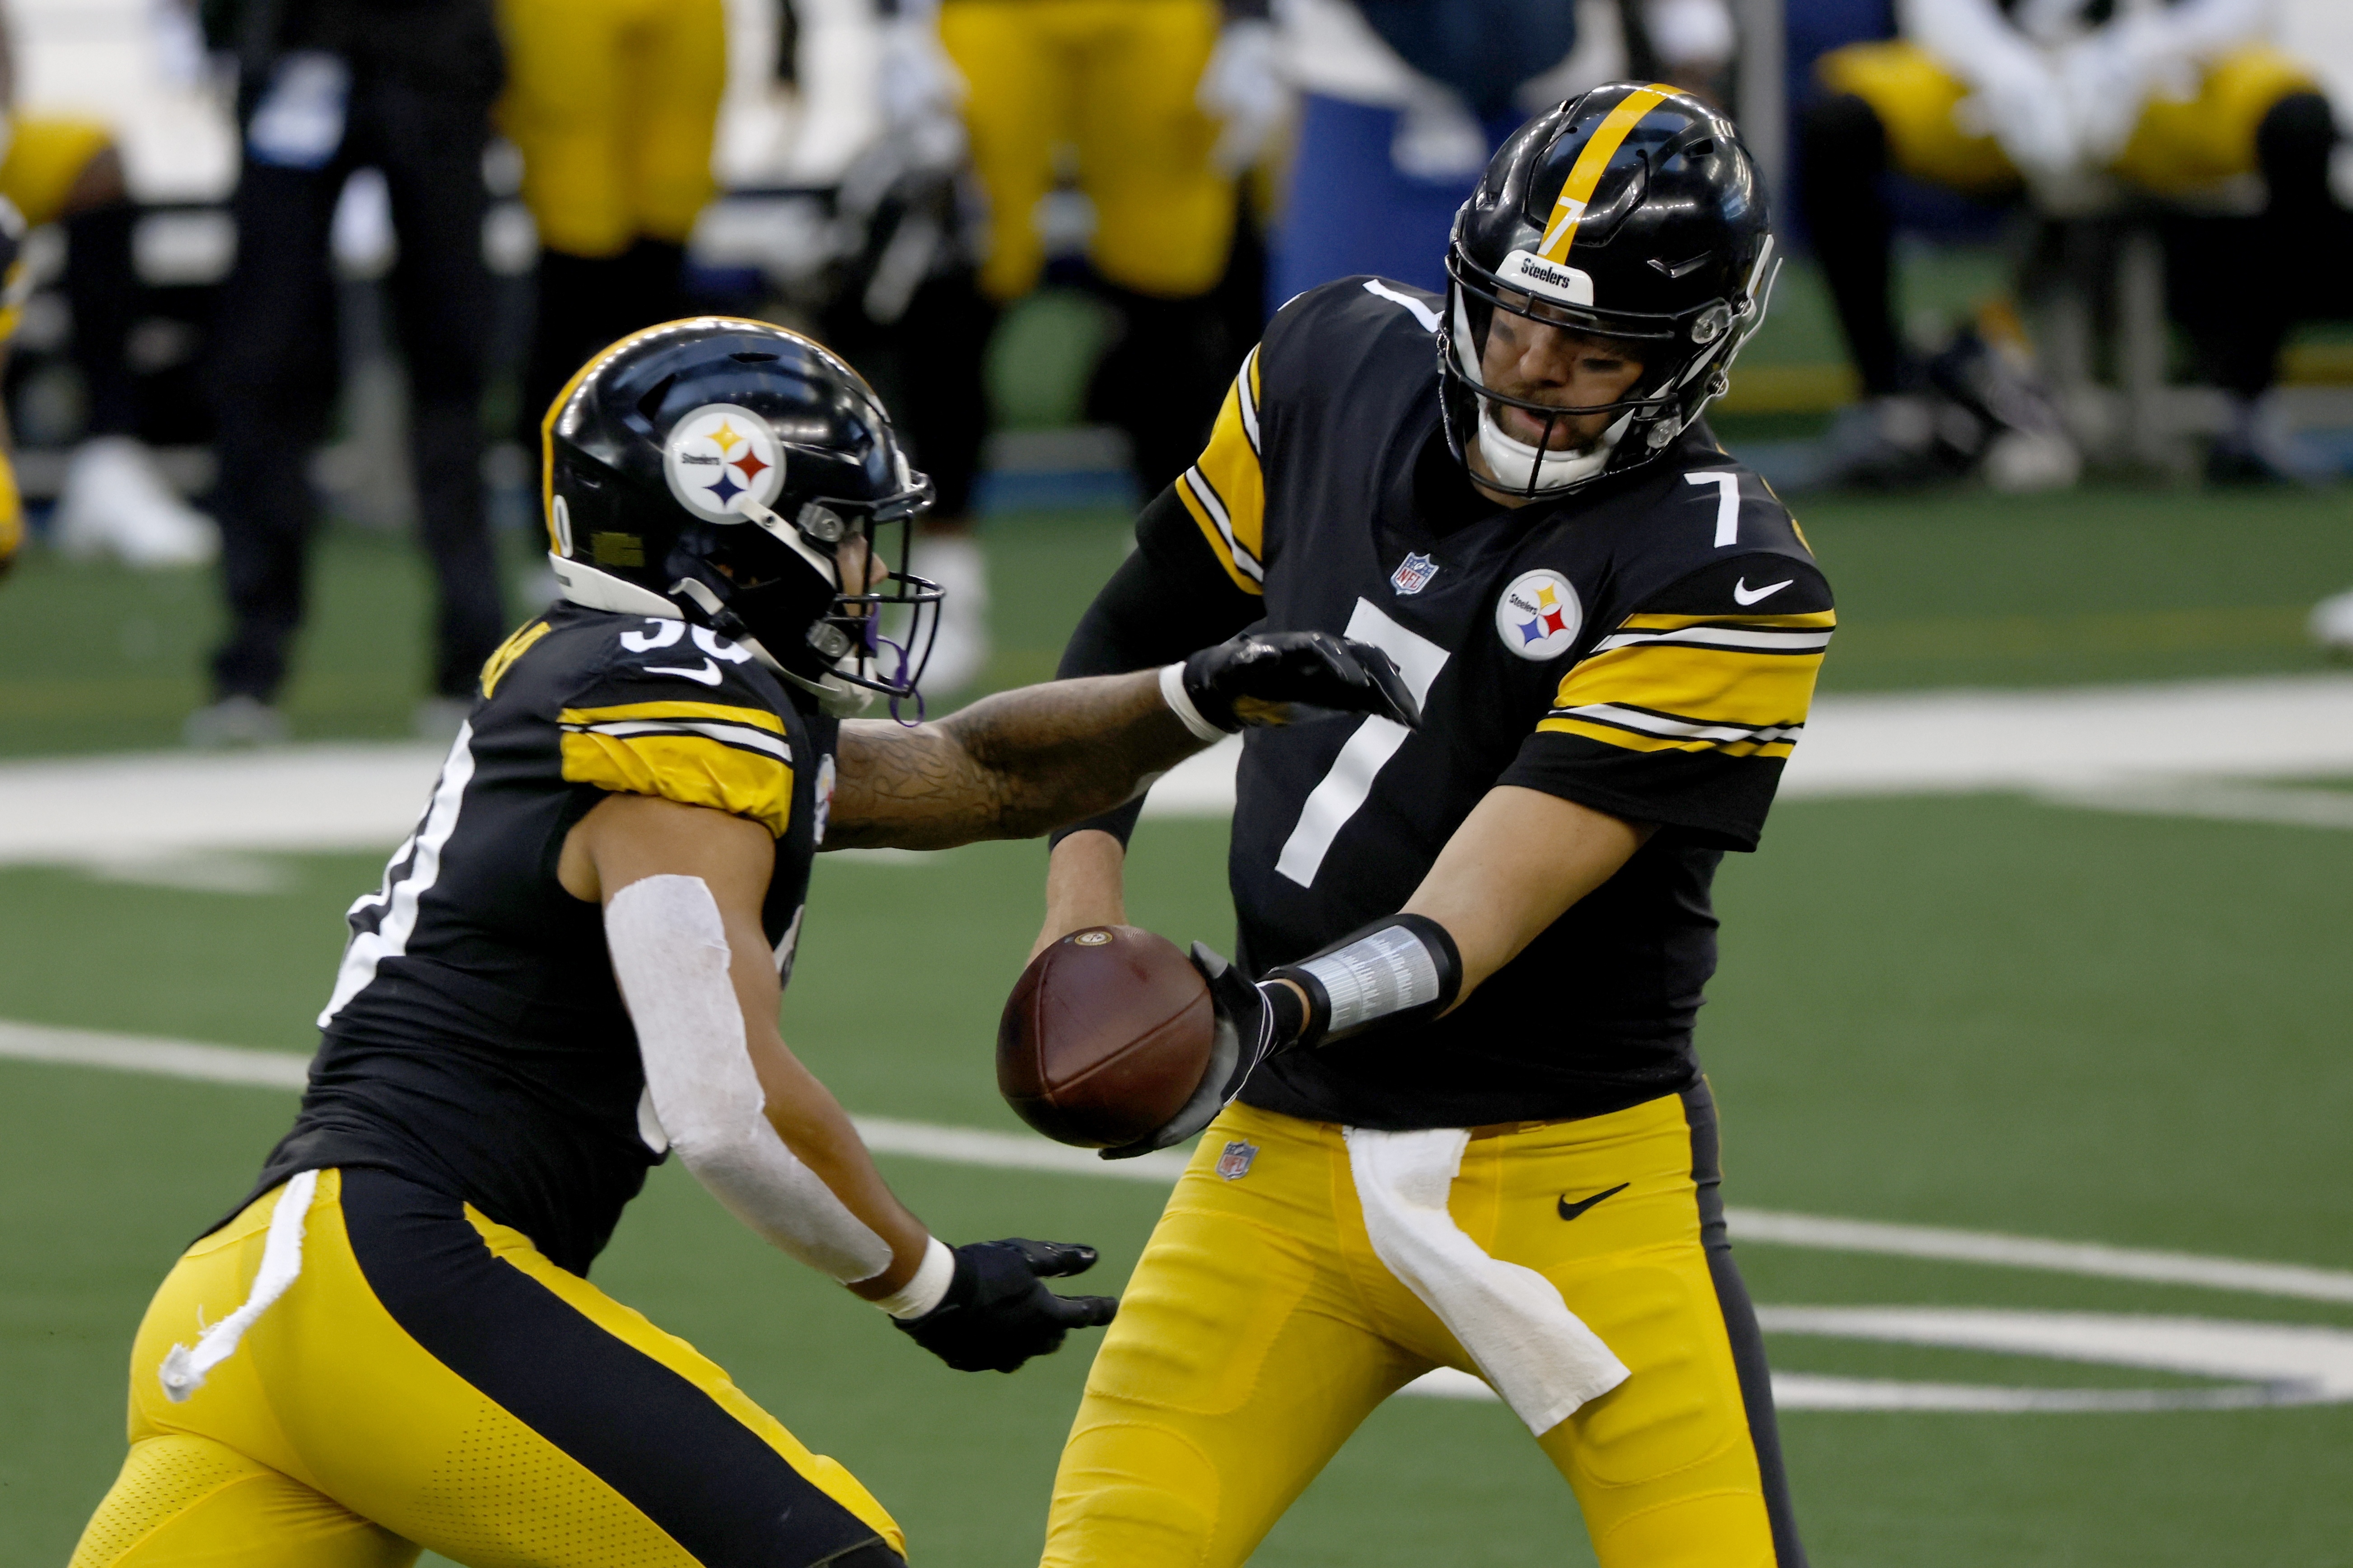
<box><xmin>1044</xmin><ymin>1090</ymin><xmax>1798</xmax><ymax>1568</ymax></box>
<box><xmin>0</xmin><ymin>115</ymin><xmax>113</xmax><ymax>227</ymax></box>
<box><xmin>1818</xmin><ymin>40</ymin><xmax>2319</xmax><ymax>195</ymax></box>
<box><xmin>941</xmin><ymin>0</ymin><xmax>1234</xmax><ymax>302</ymax></box>
<box><xmin>70</xmin><ymin>1168</ymin><xmax>903</xmax><ymax>1568</ymax></box>
<box><xmin>496</xmin><ymin>0</ymin><xmax>726</xmax><ymax>257</ymax></box>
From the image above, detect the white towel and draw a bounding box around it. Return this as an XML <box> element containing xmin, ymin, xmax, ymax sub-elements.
<box><xmin>1347</xmin><ymin>1127</ymin><xmax>1629</xmax><ymax>1435</ymax></box>
<box><xmin>159</xmin><ymin>1168</ymin><xmax>318</xmax><ymax>1403</ymax></box>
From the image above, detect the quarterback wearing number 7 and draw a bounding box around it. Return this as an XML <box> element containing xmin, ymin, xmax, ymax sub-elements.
<box><xmin>1034</xmin><ymin>86</ymin><xmax>1833</xmax><ymax>1567</ymax></box>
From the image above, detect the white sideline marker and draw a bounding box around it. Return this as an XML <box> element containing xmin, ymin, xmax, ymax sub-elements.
<box><xmin>6</xmin><ymin>1018</ymin><xmax>2350</xmax><ymax>1303</ymax></box>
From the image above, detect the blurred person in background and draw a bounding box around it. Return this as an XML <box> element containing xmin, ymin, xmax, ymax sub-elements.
<box><xmin>868</xmin><ymin>0</ymin><xmax>1286</xmax><ymax>693</ymax></box>
<box><xmin>0</xmin><ymin>195</ymin><xmax>24</xmax><ymax>578</ymax></box>
<box><xmin>499</xmin><ymin>0</ymin><xmax>726</xmax><ymax>455</ymax></box>
<box><xmin>1271</xmin><ymin>0</ymin><xmax>1736</xmax><ymax>305</ymax></box>
<box><xmin>187</xmin><ymin>0</ymin><xmax>508</xmax><ymax>749</ymax></box>
<box><xmin>0</xmin><ymin>10</ymin><xmax>216</xmax><ymax>568</ymax></box>
<box><xmin>1800</xmin><ymin>0</ymin><xmax>2349</xmax><ymax>487</ymax></box>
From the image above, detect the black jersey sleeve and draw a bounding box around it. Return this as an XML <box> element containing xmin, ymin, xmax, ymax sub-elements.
<box><xmin>1049</xmin><ymin>481</ymin><xmax>1265</xmax><ymax>847</ymax></box>
<box><xmin>1496</xmin><ymin>552</ymin><xmax>1835</xmax><ymax>851</ymax></box>
<box><xmin>553</xmin><ymin>617</ymin><xmax>800</xmax><ymax>838</ymax></box>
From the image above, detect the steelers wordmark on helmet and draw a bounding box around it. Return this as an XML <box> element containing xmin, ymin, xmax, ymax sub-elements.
<box><xmin>1496</xmin><ymin>570</ymin><xmax>1582</xmax><ymax>659</ymax></box>
<box><xmin>664</xmin><ymin>403</ymin><xmax>788</xmax><ymax>522</ymax></box>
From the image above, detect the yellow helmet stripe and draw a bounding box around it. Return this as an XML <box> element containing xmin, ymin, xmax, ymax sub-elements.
<box><xmin>1536</xmin><ymin>84</ymin><xmax>1676</xmax><ymax>264</ymax></box>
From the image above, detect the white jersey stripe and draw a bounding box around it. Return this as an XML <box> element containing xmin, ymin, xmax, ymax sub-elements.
<box><xmin>317</xmin><ymin>723</ymin><xmax>478</xmax><ymax>1027</ymax></box>
<box><xmin>1558</xmin><ymin>703</ymin><xmax>1805</xmax><ymax>744</ymax></box>
<box><xmin>570</xmin><ymin>718</ymin><xmax>793</xmax><ymax>762</ymax></box>
<box><xmin>1236</xmin><ymin>347</ymin><xmax>1261</xmax><ymax>456</ymax></box>
<box><xmin>1592</xmin><ymin>626</ymin><xmax>1834</xmax><ymax>653</ymax></box>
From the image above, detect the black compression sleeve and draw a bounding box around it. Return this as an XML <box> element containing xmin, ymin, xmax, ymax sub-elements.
<box><xmin>1049</xmin><ymin>483</ymin><xmax>1264</xmax><ymax>849</ymax></box>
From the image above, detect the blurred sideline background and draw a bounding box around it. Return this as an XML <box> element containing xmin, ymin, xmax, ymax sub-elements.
<box><xmin>4</xmin><ymin>1</ymin><xmax>2353</xmax><ymax>1565</ymax></box>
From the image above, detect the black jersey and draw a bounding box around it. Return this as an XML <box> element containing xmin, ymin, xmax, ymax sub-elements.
<box><xmin>1144</xmin><ymin>277</ymin><xmax>1834</xmax><ymax>1128</ymax></box>
<box><xmin>240</xmin><ymin>603</ymin><xmax>834</xmax><ymax>1274</ymax></box>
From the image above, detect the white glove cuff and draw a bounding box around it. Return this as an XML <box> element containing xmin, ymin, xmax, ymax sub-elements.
<box><xmin>1161</xmin><ymin>661</ymin><xmax>1228</xmax><ymax>743</ymax></box>
<box><xmin>875</xmin><ymin>1236</ymin><xmax>957</xmax><ymax>1318</ymax></box>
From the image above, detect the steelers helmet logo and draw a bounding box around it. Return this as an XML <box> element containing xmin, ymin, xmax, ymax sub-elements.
<box><xmin>663</xmin><ymin>403</ymin><xmax>787</xmax><ymax>522</ymax></box>
<box><xmin>1495</xmin><ymin>569</ymin><xmax>1582</xmax><ymax>660</ymax></box>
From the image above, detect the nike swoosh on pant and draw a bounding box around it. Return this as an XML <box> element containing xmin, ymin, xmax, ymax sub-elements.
<box><xmin>1732</xmin><ymin>578</ymin><xmax>1793</xmax><ymax>606</ymax></box>
<box><xmin>645</xmin><ymin>660</ymin><xmax>724</xmax><ymax>686</ymax></box>
<box><xmin>1556</xmin><ymin>1182</ymin><xmax>1630</xmax><ymax>1222</ymax></box>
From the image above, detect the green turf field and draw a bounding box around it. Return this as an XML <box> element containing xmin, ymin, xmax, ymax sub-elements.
<box><xmin>5</xmin><ymin>482</ymin><xmax>2353</xmax><ymax>1564</ymax></box>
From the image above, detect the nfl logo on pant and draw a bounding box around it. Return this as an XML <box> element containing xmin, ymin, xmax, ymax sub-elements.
<box><xmin>1215</xmin><ymin>1141</ymin><xmax>1258</xmax><ymax>1181</ymax></box>
<box><xmin>1390</xmin><ymin>553</ymin><xmax>1438</xmax><ymax>595</ymax></box>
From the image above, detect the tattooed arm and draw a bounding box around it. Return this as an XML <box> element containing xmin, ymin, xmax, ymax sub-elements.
<box><xmin>825</xmin><ymin>672</ymin><xmax>1201</xmax><ymax>851</ymax></box>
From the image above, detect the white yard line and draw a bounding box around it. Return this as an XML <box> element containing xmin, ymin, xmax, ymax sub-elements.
<box><xmin>1410</xmin><ymin>1308</ymin><xmax>2353</xmax><ymax>1412</ymax></box>
<box><xmin>2034</xmin><ymin>779</ymin><xmax>2353</xmax><ymax>831</ymax></box>
<box><xmin>7</xmin><ymin>674</ymin><xmax>2353</xmax><ymax>868</ymax></box>
<box><xmin>7</xmin><ymin>1018</ymin><xmax>2348</xmax><ymax>1302</ymax></box>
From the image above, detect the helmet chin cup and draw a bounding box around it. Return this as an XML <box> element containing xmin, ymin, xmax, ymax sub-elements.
<box><xmin>1474</xmin><ymin>401</ymin><xmax>1625</xmax><ymax>493</ymax></box>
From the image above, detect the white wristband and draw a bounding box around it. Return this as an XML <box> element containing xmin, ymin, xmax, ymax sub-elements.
<box><xmin>1160</xmin><ymin>661</ymin><xmax>1228</xmax><ymax>743</ymax></box>
<box><xmin>875</xmin><ymin>1235</ymin><xmax>957</xmax><ymax>1319</ymax></box>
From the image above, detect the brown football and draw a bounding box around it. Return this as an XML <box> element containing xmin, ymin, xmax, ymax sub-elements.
<box><xmin>998</xmin><ymin>925</ymin><xmax>1216</xmax><ymax>1148</ymax></box>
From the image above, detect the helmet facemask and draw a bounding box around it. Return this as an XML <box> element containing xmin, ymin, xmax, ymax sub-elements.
<box><xmin>685</xmin><ymin>481</ymin><xmax>945</xmax><ymax>719</ymax></box>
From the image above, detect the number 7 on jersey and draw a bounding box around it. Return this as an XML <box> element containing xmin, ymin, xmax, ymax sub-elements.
<box><xmin>1273</xmin><ymin>598</ymin><xmax>1450</xmax><ymax>887</ymax></box>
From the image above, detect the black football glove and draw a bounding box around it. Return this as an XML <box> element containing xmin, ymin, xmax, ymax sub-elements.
<box><xmin>1181</xmin><ymin>631</ymin><xmax>1420</xmax><ymax>733</ymax></box>
<box><xmin>1099</xmin><ymin>943</ymin><xmax>1307</xmax><ymax>1160</ymax></box>
<box><xmin>892</xmin><ymin>1238</ymin><xmax>1118</xmax><ymax>1372</ymax></box>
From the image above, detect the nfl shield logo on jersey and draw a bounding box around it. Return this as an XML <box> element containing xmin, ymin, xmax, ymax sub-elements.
<box><xmin>1390</xmin><ymin>552</ymin><xmax>1439</xmax><ymax>595</ymax></box>
<box><xmin>1496</xmin><ymin>569</ymin><xmax>1582</xmax><ymax>660</ymax></box>
<box><xmin>1215</xmin><ymin>1140</ymin><xmax>1259</xmax><ymax>1181</ymax></box>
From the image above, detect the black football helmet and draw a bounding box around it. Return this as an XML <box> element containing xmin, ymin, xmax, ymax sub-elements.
<box><xmin>543</xmin><ymin>317</ymin><xmax>941</xmax><ymax>714</ymax></box>
<box><xmin>1442</xmin><ymin>83</ymin><xmax>1778</xmax><ymax>498</ymax></box>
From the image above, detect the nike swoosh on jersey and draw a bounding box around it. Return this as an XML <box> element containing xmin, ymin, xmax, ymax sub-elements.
<box><xmin>1556</xmin><ymin>1182</ymin><xmax>1630</xmax><ymax>1222</ymax></box>
<box><xmin>645</xmin><ymin>659</ymin><xmax>724</xmax><ymax>686</ymax></box>
<box><xmin>1732</xmin><ymin>577</ymin><xmax>1794</xmax><ymax>606</ymax></box>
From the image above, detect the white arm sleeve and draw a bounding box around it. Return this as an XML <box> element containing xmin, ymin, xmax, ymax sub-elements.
<box><xmin>606</xmin><ymin>875</ymin><xmax>893</xmax><ymax>1284</ymax></box>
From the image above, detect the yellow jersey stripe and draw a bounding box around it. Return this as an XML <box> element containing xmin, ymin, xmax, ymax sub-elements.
<box><xmin>559</xmin><ymin>700</ymin><xmax>786</xmax><ymax>735</ymax></box>
<box><xmin>1195</xmin><ymin>376</ymin><xmax>1266</xmax><ymax>565</ymax></box>
<box><xmin>1176</xmin><ymin>359</ymin><xmax>1269</xmax><ymax>596</ymax></box>
<box><xmin>1538</xmin><ymin>85</ymin><xmax>1675</xmax><ymax>262</ymax></box>
<box><xmin>560</xmin><ymin>730</ymin><xmax>795</xmax><ymax>837</ymax></box>
<box><xmin>1549</xmin><ymin>639</ymin><xmax>1825</xmax><ymax>734</ymax></box>
<box><xmin>480</xmin><ymin>619</ymin><xmax>552</xmax><ymax>697</ymax></box>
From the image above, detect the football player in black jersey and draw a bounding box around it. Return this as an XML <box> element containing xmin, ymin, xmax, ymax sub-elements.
<box><xmin>67</xmin><ymin>320</ymin><xmax>1417</xmax><ymax>1568</ymax></box>
<box><xmin>1031</xmin><ymin>86</ymin><xmax>1826</xmax><ymax>1567</ymax></box>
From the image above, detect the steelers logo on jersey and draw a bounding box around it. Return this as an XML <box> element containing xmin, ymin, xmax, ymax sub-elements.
<box><xmin>664</xmin><ymin>403</ymin><xmax>787</xmax><ymax>522</ymax></box>
<box><xmin>1495</xmin><ymin>569</ymin><xmax>1581</xmax><ymax>659</ymax></box>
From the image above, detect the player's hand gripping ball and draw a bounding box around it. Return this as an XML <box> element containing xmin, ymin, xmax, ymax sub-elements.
<box><xmin>998</xmin><ymin>925</ymin><xmax>1215</xmax><ymax>1148</ymax></box>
